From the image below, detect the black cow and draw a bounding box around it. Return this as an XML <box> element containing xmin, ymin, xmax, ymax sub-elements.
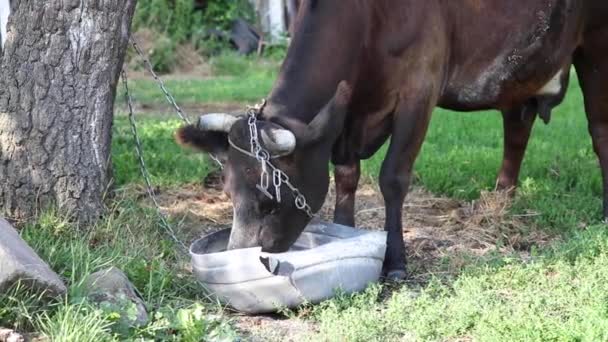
<box><xmin>177</xmin><ymin>0</ymin><xmax>608</xmax><ymax>279</ymax></box>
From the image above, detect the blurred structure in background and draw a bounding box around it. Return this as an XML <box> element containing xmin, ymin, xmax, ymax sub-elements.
<box><xmin>194</xmin><ymin>0</ymin><xmax>299</xmax><ymax>56</ymax></box>
<box><xmin>249</xmin><ymin>0</ymin><xmax>300</xmax><ymax>41</ymax></box>
<box><xmin>0</xmin><ymin>0</ymin><xmax>10</xmax><ymax>51</ymax></box>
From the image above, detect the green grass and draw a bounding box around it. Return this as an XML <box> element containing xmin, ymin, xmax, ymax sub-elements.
<box><xmin>362</xmin><ymin>73</ymin><xmax>601</xmax><ymax>231</ymax></box>
<box><xmin>305</xmin><ymin>224</ymin><xmax>608</xmax><ymax>342</ymax></box>
<box><xmin>108</xmin><ymin>70</ymin><xmax>608</xmax><ymax>341</ymax></box>
<box><xmin>302</xmin><ymin>73</ymin><xmax>608</xmax><ymax>341</ymax></box>
<box><xmin>112</xmin><ymin>117</ymin><xmax>214</xmax><ymax>187</ymax></box>
<box><xmin>4</xmin><ymin>62</ymin><xmax>608</xmax><ymax>341</ymax></box>
<box><xmin>123</xmin><ymin>53</ymin><xmax>279</xmax><ymax>107</ymax></box>
<box><xmin>119</xmin><ymin>70</ymin><xmax>600</xmax><ymax>232</ymax></box>
<box><xmin>125</xmin><ymin>75</ymin><xmax>274</xmax><ymax>106</ymax></box>
<box><xmin>0</xmin><ymin>203</ymin><xmax>237</xmax><ymax>341</ymax></box>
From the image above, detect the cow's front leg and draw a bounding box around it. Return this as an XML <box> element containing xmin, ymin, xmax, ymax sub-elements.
<box><xmin>380</xmin><ymin>94</ymin><xmax>435</xmax><ymax>280</ymax></box>
<box><xmin>333</xmin><ymin>161</ymin><xmax>361</xmax><ymax>227</ymax></box>
<box><xmin>496</xmin><ymin>105</ymin><xmax>537</xmax><ymax>191</ymax></box>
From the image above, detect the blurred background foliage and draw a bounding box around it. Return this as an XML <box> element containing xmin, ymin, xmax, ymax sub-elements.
<box><xmin>129</xmin><ymin>0</ymin><xmax>267</xmax><ymax>73</ymax></box>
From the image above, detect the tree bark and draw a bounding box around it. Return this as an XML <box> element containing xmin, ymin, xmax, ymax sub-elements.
<box><xmin>0</xmin><ymin>0</ymin><xmax>137</xmax><ymax>223</ymax></box>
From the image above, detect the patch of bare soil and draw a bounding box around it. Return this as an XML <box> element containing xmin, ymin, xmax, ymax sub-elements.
<box><xmin>139</xmin><ymin>180</ymin><xmax>555</xmax><ymax>341</ymax></box>
<box><xmin>319</xmin><ymin>184</ymin><xmax>553</xmax><ymax>283</ymax></box>
<box><xmin>150</xmin><ymin>184</ymin><xmax>233</xmax><ymax>243</ymax></box>
<box><xmin>232</xmin><ymin>315</ymin><xmax>318</xmax><ymax>342</ymax></box>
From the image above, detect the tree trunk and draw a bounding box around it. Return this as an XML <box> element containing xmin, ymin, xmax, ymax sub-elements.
<box><xmin>0</xmin><ymin>0</ymin><xmax>137</xmax><ymax>223</ymax></box>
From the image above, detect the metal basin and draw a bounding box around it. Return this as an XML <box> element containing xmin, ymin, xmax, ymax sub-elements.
<box><xmin>190</xmin><ymin>220</ymin><xmax>387</xmax><ymax>314</ymax></box>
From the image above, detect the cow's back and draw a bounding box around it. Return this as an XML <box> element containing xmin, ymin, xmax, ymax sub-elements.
<box><xmin>438</xmin><ymin>0</ymin><xmax>585</xmax><ymax>111</ymax></box>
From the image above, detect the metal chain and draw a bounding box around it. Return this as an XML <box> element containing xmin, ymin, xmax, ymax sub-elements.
<box><xmin>129</xmin><ymin>37</ymin><xmax>224</xmax><ymax>170</ymax></box>
<box><xmin>130</xmin><ymin>37</ymin><xmax>190</xmax><ymax>125</ymax></box>
<box><xmin>244</xmin><ymin>105</ymin><xmax>316</xmax><ymax>218</ymax></box>
<box><xmin>121</xmin><ymin>69</ymin><xmax>189</xmax><ymax>254</ymax></box>
<box><xmin>129</xmin><ymin>35</ymin><xmax>315</xmax><ymax>219</ymax></box>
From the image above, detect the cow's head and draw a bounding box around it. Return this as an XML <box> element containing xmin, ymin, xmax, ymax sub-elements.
<box><xmin>176</xmin><ymin>82</ymin><xmax>352</xmax><ymax>252</ymax></box>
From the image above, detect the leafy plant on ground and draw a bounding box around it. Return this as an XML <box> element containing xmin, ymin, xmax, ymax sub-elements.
<box><xmin>0</xmin><ymin>198</ymin><xmax>237</xmax><ymax>341</ymax></box>
<box><xmin>133</xmin><ymin>0</ymin><xmax>204</xmax><ymax>44</ymax></box>
<box><xmin>201</xmin><ymin>0</ymin><xmax>256</xmax><ymax>32</ymax></box>
<box><xmin>144</xmin><ymin>304</ymin><xmax>237</xmax><ymax>342</ymax></box>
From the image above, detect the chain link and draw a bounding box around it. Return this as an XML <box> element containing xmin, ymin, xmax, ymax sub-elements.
<box><xmin>244</xmin><ymin>106</ymin><xmax>316</xmax><ymax>218</ymax></box>
<box><xmin>129</xmin><ymin>36</ymin><xmax>315</xmax><ymax>220</ymax></box>
<box><xmin>129</xmin><ymin>37</ymin><xmax>224</xmax><ymax>170</ymax></box>
<box><xmin>130</xmin><ymin>38</ymin><xmax>190</xmax><ymax>125</ymax></box>
<box><xmin>121</xmin><ymin>69</ymin><xmax>189</xmax><ymax>254</ymax></box>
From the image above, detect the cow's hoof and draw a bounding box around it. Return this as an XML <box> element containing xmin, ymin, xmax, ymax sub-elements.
<box><xmin>384</xmin><ymin>269</ymin><xmax>407</xmax><ymax>281</ymax></box>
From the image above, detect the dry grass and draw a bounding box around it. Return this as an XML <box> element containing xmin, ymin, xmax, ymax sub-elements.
<box><xmin>173</xmin><ymin>44</ymin><xmax>210</xmax><ymax>75</ymax></box>
<box><xmin>127</xmin><ymin>29</ymin><xmax>212</xmax><ymax>79</ymax></box>
<box><xmin>137</xmin><ymin>178</ymin><xmax>556</xmax><ymax>283</ymax></box>
<box><xmin>127</xmin><ymin>176</ymin><xmax>560</xmax><ymax>341</ymax></box>
<box><xmin>322</xmin><ymin>183</ymin><xmax>553</xmax><ymax>259</ymax></box>
<box><xmin>128</xmin><ymin>183</ymin><xmax>232</xmax><ymax>244</ymax></box>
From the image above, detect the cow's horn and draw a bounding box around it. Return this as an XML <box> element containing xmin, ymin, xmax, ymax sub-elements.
<box><xmin>261</xmin><ymin>128</ymin><xmax>296</xmax><ymax>155</ymax></box>
<box><xmin>197</xmin><ymin>113</ymin><xmax>238</xmax><ymax>132</ymax></box>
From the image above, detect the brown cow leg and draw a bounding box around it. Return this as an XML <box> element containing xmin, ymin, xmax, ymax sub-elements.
<box><xmin>333</xmin><ymin>161</ymin><xmax>361</xmax><ymax>227</ymax></box>
<box><xmin>495</xmin><ymin>105</ymin><xmax>536</xmax><ymax>192</ymax></box>
<box><xmin>380</xmin><ymin>94</ymin><xmax>434</xmax><ymax>280</ymax></box>
<box><xmin>575</xmin><ymin>32</ymin><xmax>608</xmax><ymax>219</ymax></box>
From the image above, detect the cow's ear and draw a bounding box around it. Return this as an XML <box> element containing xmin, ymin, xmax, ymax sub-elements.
<box><xmin>296</xmin><ymin>81</ymin><xmax>353</xmax><ymax>146</ymax></box>
<box><xmin>175</xmin><ymin>125</ymin><xmax>229</xmax><ymax>157</ymax></box>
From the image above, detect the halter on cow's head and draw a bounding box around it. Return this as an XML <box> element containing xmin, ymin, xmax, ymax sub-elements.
<box><xmin>176</xmin><ymin>82</ymin><xmax>351</xmax><ymax>252</ymax></box>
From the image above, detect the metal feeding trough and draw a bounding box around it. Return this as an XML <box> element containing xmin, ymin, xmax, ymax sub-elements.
<box><xmin>190</xmin><ymin>220</ymin><xmax>387</xmax><ymax>314</ymax></box>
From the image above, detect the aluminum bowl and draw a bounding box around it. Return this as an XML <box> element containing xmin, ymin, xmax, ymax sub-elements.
<box><xmin>190</xmin><ymin>220</ymin><xmax>387</xmax><ymax>314</ymax></box>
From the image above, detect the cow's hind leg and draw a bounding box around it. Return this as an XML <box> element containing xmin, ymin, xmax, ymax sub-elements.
<box><xmin>333</xmin><ymin>161</ymin><xmax>361</xmax><ymax>227</ymax></box>
<box><xmin>575</xmin><ymin>31</ymin><xmax>608</xmax><ymax>219</ymax></box>
<box><xmin>380</xmin><ymin>91</ymin><xmax>435</xmax><ymax>280</ymax></box>
<box><xmin>496</xmin><ymin>104</ymin><xmax>537</xmax><ymax>191</ymax></box>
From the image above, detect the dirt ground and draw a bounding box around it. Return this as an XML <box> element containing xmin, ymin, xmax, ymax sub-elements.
<box><xmin>155</xmin><ymin>180</ymin><xmax>553</xmax><ymax>266</ymax></box>
<box><xmin>144</xmin><ymin>179</ymin><xmax>554</xmax><ymax>341</ymax></box>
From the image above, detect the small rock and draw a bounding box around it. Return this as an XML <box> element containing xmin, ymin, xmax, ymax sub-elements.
<box><xmin>83</xmin><ymin>267</ymin><xmax>148</xmax><ymax>327</ymax></box>
<box><xmin>0</xmin><ymin>218</ymin><xmax>66</xmax><ymax>297</ymax></box>
<box><xmin>0</xmin><ymin>328</ymin><xmax>25</xmax><ymax>342</ymax></box>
